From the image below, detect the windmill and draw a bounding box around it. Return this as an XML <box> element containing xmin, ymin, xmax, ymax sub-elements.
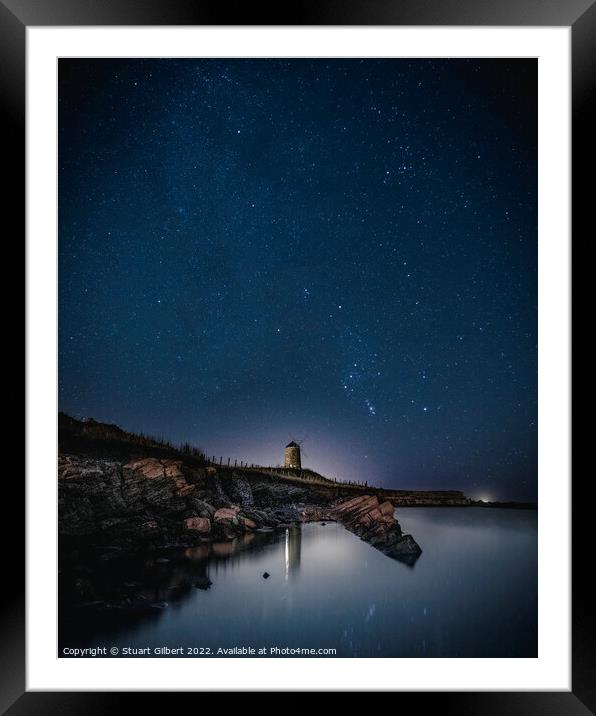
<box><xmin>284</xmin><ymin>435</ymin><xmax>307</xmax><ymax>469</ymax></box>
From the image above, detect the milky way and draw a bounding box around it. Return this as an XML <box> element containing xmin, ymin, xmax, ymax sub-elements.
<box><xmin>59</xmin><ymin>59</ymin><xmax>537</xmax><ymax>499</ymax></box>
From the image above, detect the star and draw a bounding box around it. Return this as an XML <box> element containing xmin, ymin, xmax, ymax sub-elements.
<box><xmin>59</xmin><ymin>57</ymin><xmax>537</xmax><ymax>500</ymax></box>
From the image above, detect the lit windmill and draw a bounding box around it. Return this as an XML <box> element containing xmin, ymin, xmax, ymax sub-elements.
<box><xmin>284</xmin><ymin>437</ymin><xmax>306</xmax><ymax>469</ymax></box>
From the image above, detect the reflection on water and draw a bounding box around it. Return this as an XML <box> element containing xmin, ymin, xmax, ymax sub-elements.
<box><xmin>60</xmin><ymin>509</ymin><xmax>537</xmax><ymax>657</ymax></box>
<box><xmin>285</xmin><ymin>526</ymin><xmax>301</xmax><ymax>580</ymax></box>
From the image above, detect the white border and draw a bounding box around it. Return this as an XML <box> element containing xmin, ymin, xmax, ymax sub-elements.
<box><xmin>27</xmin><ymin>27</ymin><xmax>570</xmax><ymax>691</ymax></box>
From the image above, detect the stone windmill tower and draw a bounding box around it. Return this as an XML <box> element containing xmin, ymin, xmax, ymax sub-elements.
<box><xmin>284</xmin><ymin>440</ymin><xmax>302</xmax><ymax>469</ymax></box>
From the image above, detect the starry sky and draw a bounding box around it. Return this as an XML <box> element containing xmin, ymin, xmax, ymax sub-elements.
<box><xmin>59</xmin><ymin>59</ymin><xmax>537</xmax><ymax>500</ymax></box>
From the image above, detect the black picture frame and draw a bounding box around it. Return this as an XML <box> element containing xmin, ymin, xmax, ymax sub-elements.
<box><xmin>9</xmin><ymin>0</ymin><xmax>585</xmax><ymax>709</ymax></box>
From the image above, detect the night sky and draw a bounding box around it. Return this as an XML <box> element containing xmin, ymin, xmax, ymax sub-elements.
<box><xmin>59</xmin><ymin>59</ymin><xmax>537</xmax><ymax>500</ymax></box>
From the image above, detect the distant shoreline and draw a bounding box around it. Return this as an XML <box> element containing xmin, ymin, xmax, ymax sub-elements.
<box><xmin>396</xmin><ymin>502</ymin><xmax>537</xmax><ymax>510</ymax></box>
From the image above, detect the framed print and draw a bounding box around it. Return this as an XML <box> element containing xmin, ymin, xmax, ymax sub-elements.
<box><xmin>9</xmin><ymin>0</ymin><xmax>587</xmax><ymax>709</ymax></box>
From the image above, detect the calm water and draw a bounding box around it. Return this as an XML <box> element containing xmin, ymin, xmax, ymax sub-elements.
<box><xmin>61</xmin><ymin>507</ymin><xmax>537</xmax><ymax>657</ymax></box>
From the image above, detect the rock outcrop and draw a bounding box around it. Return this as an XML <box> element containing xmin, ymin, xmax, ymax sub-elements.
<box><xmin>58</xmin><ymin>416</ymin><xmax>430</xmax><ymax>564</ymax></box>
<box><xmin>58</xmin><ymin>453</ymin><xmax>334</xmax><ymax>549</ymax></box>
<box><xmin>213</xmin><ymin>506</ymin><xmax>241</xmax><ymax>521</ymax></box>
<box><xmin>58</xmin><ymin>453</ymin><xmax>424</xmax><ymax>566</ymax></box>
<box><xmin>300</xmin><ymin>505</ymin><xmax>334</xmax><ymax>522</ymax></box>
<box><xmin>333</xmin><ymin>495</ymin><xmax>422</xmax><ymax>564</ymax></box>
<box><xmin>184</xmin><ymin>517</ymin><xmax>211</xmax><ymax>534</ymax></box>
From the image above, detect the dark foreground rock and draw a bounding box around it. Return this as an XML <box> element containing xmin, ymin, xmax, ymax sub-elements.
<box><xmin>58</xmin><ymin>452</ymin><xmax>336</xmax><ymax>552</ymax></box>
<box><xmin>332</xmin><ymin>495</ymin><xmax>422</xmax><ymax>565</ymax></box>
<box><xmin>58</xmin><ymin>416</ymin><xmax>431</xmax><ymax>570</ymax></box>
<box><xmin>299</xmin><ymin>505</ymin><xmax>334</xmax><ymax>522</ymax></box>
<box><xmin>58</xmin><ymin>454</ymin><xmax>422</xmax><ymax>568</ymax></box>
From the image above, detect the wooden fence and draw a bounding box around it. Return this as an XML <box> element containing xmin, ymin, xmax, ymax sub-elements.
<box><xmin>205</xmin><ymin>455</ymin><xmax>368</xmax><ymax>488</ymax></box>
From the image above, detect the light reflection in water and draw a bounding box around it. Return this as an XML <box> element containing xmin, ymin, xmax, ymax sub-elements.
<box><xmin>60</xmin><ymin>509</ymin><xmax>537</xmax><ymax>658</ymax></box>
<box><xmin>285</xmin><ymin>526</ymin><xmax>301</xmax><ymax>581</ymax></box>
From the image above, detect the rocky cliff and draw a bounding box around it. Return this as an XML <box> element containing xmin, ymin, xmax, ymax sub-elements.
<box><xmin>58</xmin><ymin>415</ymin><xmax>431</xmax><ymax>562</ymax></box>
<box><xmin>59</xmin><ymin>453</ymin><xmax>335</xmax><ymax>550</ymax></box>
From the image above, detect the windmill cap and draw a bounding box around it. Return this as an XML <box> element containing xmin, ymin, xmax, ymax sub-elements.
<box><xmin>285</xmin><ymin>441</ymin><xmax>300</xmax><ymax>448</ymax></box>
